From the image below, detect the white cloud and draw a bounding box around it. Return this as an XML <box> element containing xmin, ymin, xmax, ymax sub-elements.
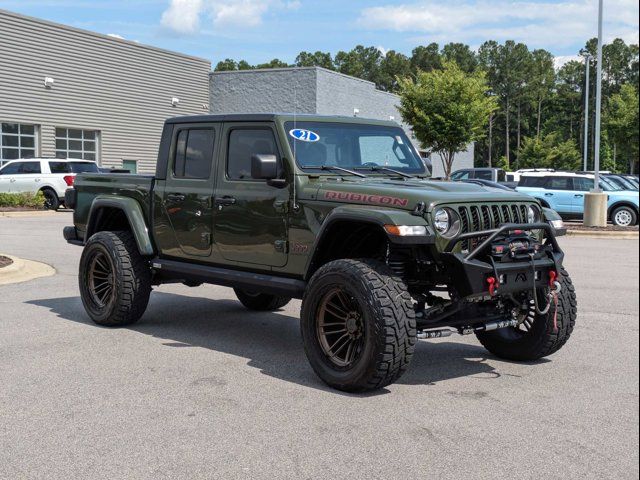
<box><xmin>160</xmin><ymin>0</ymin><xmax>297</xmax><ymax>33</ymax></box>
<box><xmin>358</xmin><ymin>0</ymin><xmax>639</xmax><ymax>50</ymax></box>
<box><xmin>554</xmin><ymin>54</ymin><xmax>581</xmax><ymax>69</ymax></box>
<box><xmin>161</xmin><ymin>0</ymin><xmax>203</xmax><ymax>34</ymax></box>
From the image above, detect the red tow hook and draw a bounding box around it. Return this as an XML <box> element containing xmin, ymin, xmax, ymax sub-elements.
<box><xmin>486</xmin><ymin>276</ymin><xmax>497</xmax><ymax>296</ymax></box>
<box><xmin>548</xmin><ymin>270</ymin><xmax>558</xmax><ymax>288</ymax></box>
<box><xmin>548</xmin><ymin>270</ymin><xmax>560</xmax><ymax>332</ymax></box>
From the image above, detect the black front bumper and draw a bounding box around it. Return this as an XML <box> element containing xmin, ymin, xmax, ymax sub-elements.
<box><xmin>63</xmin><ymin>226</ymin><xmax>83</xmax><ymax>246</ymax></box>
<box><xmin>441</xmin><ymin>223</ymin><xmax>564</xmax><ymax>298</ymax></box>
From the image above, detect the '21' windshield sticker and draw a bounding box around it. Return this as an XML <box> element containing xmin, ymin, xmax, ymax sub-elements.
<box><xmin>289</xmin><ymin>129</ymin><xmax>320</xmax><ymax>142</ymax></box>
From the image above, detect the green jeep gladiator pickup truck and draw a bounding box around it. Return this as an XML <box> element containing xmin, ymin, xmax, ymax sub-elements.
<box><xmin>64</xmin><ymin>114</ymin><xmax>576</xmax><ymax>392</ymax></box>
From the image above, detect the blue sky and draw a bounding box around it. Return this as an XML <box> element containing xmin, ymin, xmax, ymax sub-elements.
<box><xmin>1</xmin><ymin>0</ymin><xmax>638</xmax><ymax>66</ymax></box>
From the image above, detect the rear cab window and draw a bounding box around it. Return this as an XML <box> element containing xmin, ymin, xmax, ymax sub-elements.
<box><xmin>173</xmin><ymin>128</ymin><xmax>215</xmax><ymax>179</ymax></box>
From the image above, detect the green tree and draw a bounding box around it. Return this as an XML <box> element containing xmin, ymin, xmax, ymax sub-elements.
<box><xmin>441</xmin><ymin>42</ymin><xmax>477</xmax><ymax>73</ymax></box>
<box><xmin>379</xmin><ymin>50</ymin><xmax>411</xmax><ymax>92</ymax></box>
<box><xmin>397</xmin><ymin>61</ymin><xmax>498</xmax><ymax>179</ymax></box>
<box><xmin>606</xmin><ymin>84</ymin><xmax>639</xmax><ymax>173</ymax></box>
<box><xmin>214</xmin><ymin>58</ymin><xmax>238</xmax><ymax>71</ymax></box>
<box><xmin>410</xmin><ymin>43</ymin><xmax>442</xmax><ymax>73</ymax></box>
<box><xmin>295</xmin><ymin>51</ymin><xmax>334</xmax><ymax>69</ymax></box>
<box><xmin>255</xmin><ymin>58</ymin><xmax>290</xmax><ymax>69</ymax></box>
<box><xmin>334</xmin><ymin>45</ymin><xmax>383</xmax><ymax>84</ymax></box>
<box><xmin>517</xmin><ymin>134</ymin><xmax>581</xmax><ymax>170</ymax></box>
<box><xmin>528</xmin><ymin>49</ymin><xmax>555</xmax><ymax>138</ymax></box>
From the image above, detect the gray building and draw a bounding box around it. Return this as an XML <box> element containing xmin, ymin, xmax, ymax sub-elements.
<box><xmin>0</xmin><ymin>9</ymin><xmax>210</xmax><ymax>173</ymax></box>
<box><xmin>209</xmin><ymin>67</ymin><xmax>473</xmax><ymax>177</ymax></box>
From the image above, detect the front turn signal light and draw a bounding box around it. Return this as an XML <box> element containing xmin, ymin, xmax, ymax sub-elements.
<box><xmin>384</xmin><ymin>225</ymin><xmax>428</xmax><ymax>236</ymax></box>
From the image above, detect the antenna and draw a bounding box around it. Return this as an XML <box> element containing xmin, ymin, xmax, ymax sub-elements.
<box><xmin>291</xmin><ymin>86</ymin><xmax>298</xmax><ymax>211</ymax></box>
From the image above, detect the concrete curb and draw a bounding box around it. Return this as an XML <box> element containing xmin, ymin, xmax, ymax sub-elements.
<box><xmin>0</xmin><ymin>210</ymin><xmax>58</xmax><ymax>218</ymax></box>
<box><xmin>0</xmin><ymin>254</ymin><xmax>56</xmax><ymax>286</ymax></box>
<box><xmin>566</xmin><ymin>229</ymin><xmax>639</xmax><ymax>239</ymax></box>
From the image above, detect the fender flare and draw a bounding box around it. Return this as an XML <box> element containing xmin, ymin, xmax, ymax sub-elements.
<box><xmin>608</xmin><ymin>201</ymin><xmax>639</xmax><ymax>217</ymax></box>
<box><xmin>303</xmin><ymin>205</ymin><xmax>433</xmax><ymax>280</ymax></box>
<box><xmin>86</xmin><ymin>196</ymin><xmax>155</xmax><ymax>256</ymax></box>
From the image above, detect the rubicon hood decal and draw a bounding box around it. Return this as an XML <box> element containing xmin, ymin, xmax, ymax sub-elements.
<box><xmin>324</xmin><ymin>190</ymin><xmax>409</xmax><ymax>207</ymax></box>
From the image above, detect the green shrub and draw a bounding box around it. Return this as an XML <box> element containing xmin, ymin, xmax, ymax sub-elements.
<box><xmin>0</xmin><ymin>191</ymin><xmax>46</xmax><ymax>209</ymax></box>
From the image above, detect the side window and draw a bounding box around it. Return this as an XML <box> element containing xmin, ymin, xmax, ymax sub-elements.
<box><xmin>451</xmin><ymin>170</ymin><xmax>470</xmax><ymax>180</ymax></box>
<box><xmin>19</xmin><ymin>162</ymin><xmax>41</xmax><ymax>174</ymax></box>
<box><xmin>173</xmin><ymin>128</ymin><xmax>214</xmax><ymax>179</ymax></box>
<box><xmin>49</xmin><ymin>162</ymin><xmax>70</xmax><ymax>174</ymax></box>
<box><xmin>574</xmin><ymin>177</ymin><xmax>594</xmax><ymax>192</ymax></box>
<box><xmin>545</xmin><ymin>177</ymin><xmax>571</xmax><ymax>190</ymax></box>
<box><xmin>475</xmin><ymin>170</ymin><xmax>493</xmax><ymax>180</ymax></box>
<box><xmin>0</xmin><ymin>162</ymin><xmax>21</xmax><ymax>175</ymax></box>
<box><xmin>227</xmin><ymin>129</ymin><xmax>278</xmax><ymax>180</ymax></box>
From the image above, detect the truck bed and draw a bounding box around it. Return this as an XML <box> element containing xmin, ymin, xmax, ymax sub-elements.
<box><xmin>72</xmin><ymin>173</ymin><xmax>155</xmax><ymax>237</ymax></box>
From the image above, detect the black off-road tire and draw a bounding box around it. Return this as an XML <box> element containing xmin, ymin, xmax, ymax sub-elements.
<box><xmin>476</xmin><ymin>268</ymin><xmax>577</xmax><ymax>361</ymax></box>
<box><xmin>41</xmin><ymin>188</ymin><xmax>60</xmax><ymax>210</ymax></box>
<box><xmin>300</xmin><ymin>259</ymin><xmax>416</xmax><ymax>392</ymax></box>
<box><xmin>79</xmin><ymin>230</ymin><xmax>152</xmax><ymax>326</ymax></box>
<box><xmin>611</xmin><ymin>205</ymin><xmax>637</xmax><ymax>227</ymax></box>
<box><xmin>233</xmin><ymin>288</ymin><xmax>291</xmax><ymax>311</ymax></box>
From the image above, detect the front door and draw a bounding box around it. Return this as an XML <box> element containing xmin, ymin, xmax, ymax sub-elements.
<box><xmin>155</xmin><ymin>123</ymin><xmax>219</xmax><ymax>259</ymax></box>
<box><xmin>212</xmin><ymin>123</ymin><xmax>289</xmax><ymax>268</ymax></box>
<box><xmin>571</xmin><ymin>177</ymin><xmax>594</xmax><ymax>214</ymax></box>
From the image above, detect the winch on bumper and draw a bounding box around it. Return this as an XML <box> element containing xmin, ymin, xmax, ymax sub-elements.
<box><xmin>440</xmin><ymin>222</ymin><xmax>564</xmax><ymax>299</ymax></box>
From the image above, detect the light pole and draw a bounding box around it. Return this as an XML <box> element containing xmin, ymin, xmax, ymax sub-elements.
<box><xmin>582</xmin><ymin>54</ymin><xmax>591</xmax><ymax>171</ymax></box>
<box><xmin>592</xmin><ymin>0</ymin><xmax>604</xmax><ymax>192</ymax></box>
<box><xmin>584</xmin><ymin>0</ymin><xmax>607</xmax><ymax>227</ymax></box>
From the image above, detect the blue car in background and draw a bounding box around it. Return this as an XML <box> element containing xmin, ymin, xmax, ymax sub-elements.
<box><xmin>516</xmin><ymin>172</ymin><xmax>639</xmax><ymax>227</ymax></box>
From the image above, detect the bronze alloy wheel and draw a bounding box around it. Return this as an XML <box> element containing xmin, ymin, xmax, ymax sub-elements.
<box><xmin>316</xmin><ymin>287</ymin><xmax>365</xmax><ymax>368</ymax></box>
<box><xmin>87</xmin><ymin>250</ymin><xmax>115</xmax><ymax>308</ymax></box>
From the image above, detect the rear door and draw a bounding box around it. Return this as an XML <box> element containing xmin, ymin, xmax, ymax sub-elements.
<box><xmin>155</xmin><ymin>123</ymin><xmax>219</xmax><ymax>259</ymax></box>
<box><xmin>542</xmin><ymin>176</ymin><xmax>573</xmax><ymax>213</ymax></box>
<box><xmin>212</xmin><ymin>122</ymin><xmax>289</xmax><ymax>268</ymax></box>
<box><xmin>571</xmin><ymin>177</ymin><xmax>594</xmax><ymax>214</ymax></box>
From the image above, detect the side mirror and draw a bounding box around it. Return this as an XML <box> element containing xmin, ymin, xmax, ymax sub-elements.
<box><xmin>251</xmin><ymin>154</ymin><xmax>278</xmax><ymax>180</ymax></box>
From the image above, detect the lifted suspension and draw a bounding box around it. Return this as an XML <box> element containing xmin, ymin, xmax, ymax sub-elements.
<box><xmin>417</xmin><ymin>318</ymin><xmax>519</xmax><ymax>339</ymax></box>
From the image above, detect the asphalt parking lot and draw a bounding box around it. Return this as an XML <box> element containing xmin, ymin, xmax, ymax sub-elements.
<box><xmin>1</xmin><ymin>212</ymin><xmax>638</xmax><ymax>480</ymax></box>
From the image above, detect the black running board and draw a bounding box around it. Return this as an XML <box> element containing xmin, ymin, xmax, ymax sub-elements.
<box><xmin>151</xmin><ymin>259</ymin><xmax>306</xmax><ymax>299</ymax></box>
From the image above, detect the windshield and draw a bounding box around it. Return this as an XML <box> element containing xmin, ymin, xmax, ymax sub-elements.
<box><xmin>600</xmin><ymin>176</ymin><xmax>623</xmax><ymax>191</ymax></box>
<box><xmin>69</xmin><ymin>162</ymin><xmax>98</xmax><ymax>173</ymax></box>
<box><xmin>285</xmin><ymin>122</ymin><xmax>428</xmax><ymax>176</ymax></box>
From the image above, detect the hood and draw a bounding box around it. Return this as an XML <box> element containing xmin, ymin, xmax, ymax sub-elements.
<box><xmin>306</xmin><ymin>177</ymin><xmax>535</xmax><ymax>211</ymax></box>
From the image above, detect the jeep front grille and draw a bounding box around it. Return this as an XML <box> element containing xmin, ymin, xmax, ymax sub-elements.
<box><xmin>457</xmin><ymin>203</ymin><xmax>531</xmax><ymax>251</ymax></box>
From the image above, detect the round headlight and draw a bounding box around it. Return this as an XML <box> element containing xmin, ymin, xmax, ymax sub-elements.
<box><xmin>527</xmin><ymin>206</ymin><xmax>540</xmax><ymax>224</ymax></box>
<box><xmin>434</xmin><ymin>208</ymin><xmax>450</xmax><ymax>234</ymax></box>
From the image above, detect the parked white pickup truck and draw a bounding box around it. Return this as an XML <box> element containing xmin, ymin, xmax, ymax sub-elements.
<box><xmin>0</xmin><ymin>158</ymin><xmax>99</xmax><ymax>209</ymax></box>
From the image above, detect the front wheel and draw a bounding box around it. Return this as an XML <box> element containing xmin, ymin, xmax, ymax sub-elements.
<box><xmin>79</xmin><ymin>231</ymin><xmax>151</xmax><ymax>326</ymax></box>
<box><xmin>300</xmin><ymin>259</ymin><xmax>416</xmax><ymax>392</ymax></box>
<box><xmin>476</xmin><ymin>268</ymin><xmax>577</xmax><ymax>361</ymax></box>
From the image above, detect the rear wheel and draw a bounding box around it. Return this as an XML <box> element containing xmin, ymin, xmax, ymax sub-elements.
<box><xmin>476</xmin><ymin>268</ymin><xmax>576</xmax><ymax>361</ymax></box>
<box><xmin>79</xmin><ymin>231</ymin><xmax>151</xmax><ymax>326</ymax></box>
<box><xmin>233</xmin><ymin>288</ymin><xmax>290</xmax><ymax>311</ymax></box>
<box><xmin>611</xmin><ymin>206</ymin><xmax>637</xmax><ymax>227</ymax></box>
<box><xmin>300</xmin><ymin>259</ymin><xmax>416</xmax><ymax>392</ymax></box>
<box><xmin>41</xmin><ymin>188</ymin><xmax>59</xmax><ymax>210</ymax></box>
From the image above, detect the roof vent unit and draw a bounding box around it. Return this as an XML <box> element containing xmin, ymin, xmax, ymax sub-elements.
<box><xmin>44</xmin><ymin>77</ymin><xmax>54</xmax><ymax>88</ymax></box>
<box><xmin>171</xmin><ymin>97</ymin><xmax>180</xmax><ymax>107</ymax></box>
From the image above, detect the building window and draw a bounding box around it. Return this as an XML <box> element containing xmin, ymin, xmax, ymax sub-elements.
<box><xmin>122</xmin><ymin>160</ymin><xmax>138</xmax><ymax>174</ymax></box>
<box><xmin>55</xmin><ymin>128</ymin><xmax>99</xmax><ymax>161</ymax></box>
<box><xmin>1</xmin><ymin>122</ymin><xmax>37</xmax><ymax>166</ymax></box>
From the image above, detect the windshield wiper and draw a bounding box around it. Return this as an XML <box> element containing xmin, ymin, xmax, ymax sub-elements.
<box><xmin>355</xmin><ymin>166</ymin><xmax>414</xmax><ymax>179</ymax></box>
<box><xmin>305</xmin><ymin>165</ymin><xmax>367</xmax><ymax>178</ymax></box>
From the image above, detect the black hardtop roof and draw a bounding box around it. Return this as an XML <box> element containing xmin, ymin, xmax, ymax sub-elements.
<box><xmin>165</xmin><ymin>113</ymin><xmax>399</xmax><ymax>127</ymax></box>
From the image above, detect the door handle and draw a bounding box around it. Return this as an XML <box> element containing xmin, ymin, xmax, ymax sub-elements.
<box><xmin>544</xmin><ymin>193</ymin><xmax>554</xmax><ymax>196</ymax></box>
<box><xmin>35</xmin><ymin>178</ymin><xmax>41</xmax><ymax>182</ymax></box>
<box><xmin>10</xmin><ymin>179</ymin><xmax>16</xmax><ymax>182</ymax></box>
<box><xmin>214</xmin><ymin>196</ymin><xmax>236</xmax><ymax>207</ymax></box>
<box><xmin>574</xmin><ymin>194</ymin><xmax>583</xmax><ymax>197</ymax></box>
<box><xmin>166</xmin><ymin>193</ymin><xmax>186</xmax><ymax>201</ymax></box>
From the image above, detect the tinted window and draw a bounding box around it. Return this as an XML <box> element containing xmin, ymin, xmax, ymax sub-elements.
<box><xmin>70</xmin><ymin>162</ymin><xmax>98</xmax><ymax>173</ymax></box>
<box><xmin>227</xmin><ymin>129</ymin><xmax>277</xmax><ymax>180</ymax></box>
<box><xmin>475</xmin><ymin>170</ymin><xmax>493</xmax><ymax>180</ymax></box>
<box><xmin>546</xmin><ymin>177</ymin><xmax>572</xmax><ymax>190</ymax></box>
<box><xmin>518</xmin><ymin>176</ymin><xmax>546</xmax><ymax>187</ymax></box>
<box><xmin>574</xmin><ymin>177</ymin><xmax>594</xmax><ymax>192</ymax></box>
<box><xmin>0</xmin><ymin>163</ymin><xmax>21</xmax><ymax>174</ymax></box>
<box><xmin>173</xmin><ymin>128</ymin><xmax>214</xmax><ymax>179</ymax></box>
<box><xmin>49</xmin><ymin>162</ymin><xmax>70</xmax><ymax>174</ymax></box>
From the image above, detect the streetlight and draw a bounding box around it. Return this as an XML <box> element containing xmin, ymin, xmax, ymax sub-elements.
<box><xmin>584</xmin><ymin>0</ymin><xmax>607</xmax><ymax>227</ymax></box>
<box><xmin>582</xmin><ymin>54</ymin><xmax>592</xmax><ymax>172</ymax></box>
